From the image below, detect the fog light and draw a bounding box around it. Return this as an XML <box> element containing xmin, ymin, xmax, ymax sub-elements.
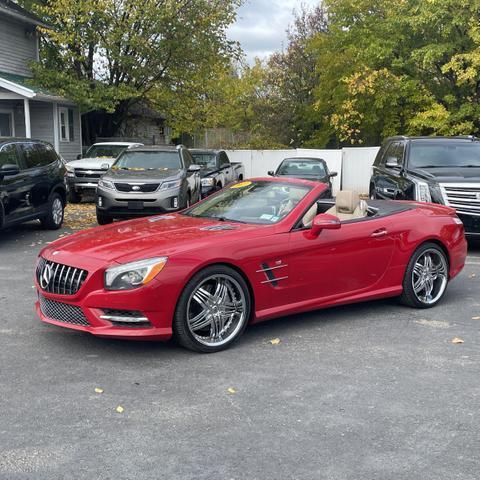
<box><xmin>100</xmin><ymin>309</ymin><xmax>151</xmax><ymax>327</ymax></box>
<box><xmin>98</xmin><ymin>196</ymin><xmax>103</xmax><ymax>207</ymax></box>
<box><xmin>173</xmin><ymin>197</ymin><xmax>178</xmax><ymax>208</ymax></box>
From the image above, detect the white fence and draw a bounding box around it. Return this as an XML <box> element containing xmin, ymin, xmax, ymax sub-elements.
<box><xmin>225</xmin><ymin>147</ymin><xmax>379</xmax><ymax>194</ymax></box>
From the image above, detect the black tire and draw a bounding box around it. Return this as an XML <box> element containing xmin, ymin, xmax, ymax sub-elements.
<box><xmin>68</xmin><ymin>189</ymin><xmax>81</xmax><ymax>203</ymax></box>
<box><xmin>173</xmin><ymin>265</ymin><xmax>251</xmax><ymax>353</ymax></box>
<box><xmin>96</xmin><ymin>210</ymin><xmax>113</xmax><ymax>225</ymax></box>
<box><xmin>40</xmin><ymin>193</ymin><xmax>64</xmax><ymax>230</ymax></box>
<box><xmin>399</xmin><ymin>242</ymin><xmax>449</xmax><ymax>309</ymax></box>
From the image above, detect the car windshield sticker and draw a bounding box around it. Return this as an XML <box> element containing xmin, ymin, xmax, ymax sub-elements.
<box><xmin>230</xmin><ymin>181</ymin><xmax>252</xmax><ymax>189</ymax></box>
<box><xmin>148</xmin><ymin>215</ymin><xmax>176</xmax><ymax>222</ymax></box>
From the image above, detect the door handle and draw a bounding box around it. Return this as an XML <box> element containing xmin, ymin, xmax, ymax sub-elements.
<box><xmin>371</xmin><ymin>228</ymin><xmax>388</xmax><ymax>238</ymax></box>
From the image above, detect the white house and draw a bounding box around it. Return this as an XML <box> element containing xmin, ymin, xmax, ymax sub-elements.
<box><xmin>0</xmin><ymin>0</ymin><xmax>82</xmax><ymax>160</ymax></box>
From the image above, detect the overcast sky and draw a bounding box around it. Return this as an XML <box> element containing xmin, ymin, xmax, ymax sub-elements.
<box><xmin>228</xmin><ymin>0</ymin><xmax>320</xmax><ymax>64</ymax></box>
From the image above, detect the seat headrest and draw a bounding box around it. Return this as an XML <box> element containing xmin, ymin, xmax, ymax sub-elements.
<box><xmin>336</xmin><ymin>190</ymin><xmax>360</xmax><ymax>214</ymax></box>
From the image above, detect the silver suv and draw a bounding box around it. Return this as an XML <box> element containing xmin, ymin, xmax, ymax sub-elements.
<box><xmin>95</xmin><ymin>145</ymin><xmax>201</xmax><ymax>224</ymax></box>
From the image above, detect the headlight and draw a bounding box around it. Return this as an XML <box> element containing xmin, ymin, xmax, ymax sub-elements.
<box><xmin>413</xmin><ymin>180</ymin><xmax>432</xmax><ymax>202</ymax></box>
<box><xmin>65</xmin><ymin>165</ymin><xmax>74</xmax><ymax>177</ymax></box>
<box><xmin>160</xmin><ymin>179</ymin><xmax>182</xmax><ymax>190</ymax></box>
<box><xmin>201</xmin><ymin>178</ymin><xmax>215</xmax><ymax>187</ymax></box>
<box><xmin>105</xmin><ymin>257</ymin><xmax>168</xmax><ymax>290</ymax></box>
<box><xmin>98</xmin><ymin>179</ymin><xmax>115</xmax><ymax>190</ymax></box>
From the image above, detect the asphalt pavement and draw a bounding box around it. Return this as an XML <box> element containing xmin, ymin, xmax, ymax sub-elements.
<box><xmin>1</xmin><ymin>220</ymin><xmax>480</xmax><ymax>480</ymax></box>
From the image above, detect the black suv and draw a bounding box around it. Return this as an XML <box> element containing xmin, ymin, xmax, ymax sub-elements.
<box><xmin>0</xmin><ymin>138</ymin><xmax>67</xmax><ymax>230</ymax></box>
<box><xmin>370</xmin><ymin>136</ymin><xmax>480</xmax><ymax>235</ymax></box>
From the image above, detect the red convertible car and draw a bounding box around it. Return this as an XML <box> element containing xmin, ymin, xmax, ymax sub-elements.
<box><xmin>35</xmin><ymin>178</ymin><xmax>467</xmax><ymax>352</ymax></box>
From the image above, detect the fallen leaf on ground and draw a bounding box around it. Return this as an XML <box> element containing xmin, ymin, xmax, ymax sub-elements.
<box><xmin>227</xmin><ymin>387</ymin><xmax>237</xmax><ymax>394</ymax></box>
<box><xmin>94</xmin><ymin>387</ymin><xmax>104</xmax><ymax>394</ymax></box>
<box><xmin>115</xmin><ymin>406</ymin><xmax>124</xmax><ymax>413</ymax></box>
<box><xmin>469</xmin><ymin>273</ymin><xmax>476</xmax><ymax>278</ymax></box>
<box><xmin>452</xmin><ymin>337</ymin><xmax>464</xmax><ymax>344</ymax></box>
<box><xmin>269</xmin><ymin>338</ymin><xmax>281</xmax><ymax>345</ymax></box>
<box><xmin>472</xmin><ymin>316</ymin><xmax>480</xmax><ymax>320</ymax></box>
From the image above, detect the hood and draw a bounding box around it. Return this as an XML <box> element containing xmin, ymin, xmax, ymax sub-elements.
<box><xmin>67</xmin><ymin>157</ymin><xmax>116</xmax><ymax>170</ymax></box>
<box><xmin>104</xmin><ymin>168</ymin><xmax>183</xmax><ymax>182</ymax></box>
<box><xmin>41</xmin><ymin>214</ymin><xmax>270</xmax><ymax>264</ymax></box>
<box><xmin>409</xmin><ymin>167</ymin><xmax>480</xmax><ymax>183</ymax></box>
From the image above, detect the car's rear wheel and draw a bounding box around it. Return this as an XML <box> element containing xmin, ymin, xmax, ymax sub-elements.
<box><xmin>68</xmin><ymin>189</ymin><xmax>81</xmax><ymax>203</ymax></box>
<box><xmin>96</xmin><ymin>210</ymin><xmax>113</xmax><ymax>225</ymax></box>
<box><xmin>40</xmin><ymin>193</ymin><xmax>64</xmax><ymax>230</ymax></box>
<box><xmin>173</xmin><ymin>265</ymin><xmax>251</xmax><ymax>352</ymax></box>
<box><xmin>400</xmin><ymin>242</ymin><xmax>449</xmax><ymax>308</ymax></box>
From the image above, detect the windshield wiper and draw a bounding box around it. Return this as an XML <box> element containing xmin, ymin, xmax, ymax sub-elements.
<box><xmin>212</xmin><ymin>216</ymin><xmax>247</xmax><ymax>224</ymax></box>
<box><xmin>457</xmin><ymin>165</ymin><xmax>480</xmax><ymax>168</ymax></box>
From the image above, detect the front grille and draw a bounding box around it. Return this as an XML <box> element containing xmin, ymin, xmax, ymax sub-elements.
<box><xmin>74</xmin><ymin>168</ymin><xmax>107</xmax><ymax>179</ymax></box>
<box><xmin>114</xmin><ymin>183</ymin><xmax>160</xmax><ymax>193</ymax></box>
<box><xmin>440</xmin><ymin>183</ymin><xmax>480</xmax><ymax>217</ymax></box>
<box><xmin>36</xmin><ymin>257</ymin><xmax>88</xmax><ymax>295</ymax></box>
<box><xmin>39</xmin><ymin>294</ymin><xmax>89</xmax><ymax>326</ymax></box>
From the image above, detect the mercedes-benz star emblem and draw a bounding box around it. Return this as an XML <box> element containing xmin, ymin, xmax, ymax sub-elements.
<box><xmin>40</xmin><ymin>264</ymin><xmax>53</xmax><ymax>289</ymax></box>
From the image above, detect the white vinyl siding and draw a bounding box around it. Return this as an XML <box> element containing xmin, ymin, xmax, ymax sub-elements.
<box><xmin>0</xmin><ymin>16</ymin><xmax>38</xmax><ymax>76</ymax></box>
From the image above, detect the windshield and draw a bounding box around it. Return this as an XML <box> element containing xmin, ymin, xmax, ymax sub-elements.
<box><xmin>185</xmin><ymin>180</ymin><xmax>311</xmax><ymax>224</ymax></box>
<box><xmin>191</xmin><ymin>153</ymin><xmax>217</xmax><ymax>168</ymax></box>
<box><xmin>277</xmin><ymin>159</ymin><xmax>327</xmax><ymax>176</ymax></box>
<box><xmin>409</xmin><ymin>141</ymin><xmax>480</xmax><ymax>168</ymax></box>
<box><xmin>113</xmin><ymin>151</ymin><xmax>182</xmax><ymax>170</ymax></box>
<box><xmin>84</xmin><ymin>145</ymin><xmax>127</xmax><ymax>159</ymax></box>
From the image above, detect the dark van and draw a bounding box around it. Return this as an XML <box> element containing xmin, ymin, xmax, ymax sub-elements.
<box><xmin>0</xmin><ymin>138</ymin><xmax>66</xmax><ymax>230</ymax></box>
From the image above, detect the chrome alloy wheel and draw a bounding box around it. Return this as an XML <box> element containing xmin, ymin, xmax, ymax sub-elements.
<box><xmin>186</xmin><ymin>274</ymin><xmax>247</xmax><ymax>347</ymax></box>
<box><xmin>52</xmin><ymin>198</ymin><xmax>63</xmax><ymax>225</ymax></box>
<box><xmin>412</xmin><ymin>248</ymin><xmax>448</xmax><ymax>305</ymax></box>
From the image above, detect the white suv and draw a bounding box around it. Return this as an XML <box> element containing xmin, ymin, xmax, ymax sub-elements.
<box><xmin>65</xmin><ymin>142</ymin><xmax>143</xmax><ymax>203</ymax></box>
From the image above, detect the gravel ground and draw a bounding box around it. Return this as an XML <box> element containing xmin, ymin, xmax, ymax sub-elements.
<box><xmin>1</xmin><ymin>213</ymin><xmax>479</xmax><ymax>480</ymax></box>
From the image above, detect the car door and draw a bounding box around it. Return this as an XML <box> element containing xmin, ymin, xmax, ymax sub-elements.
<box><xmin>219</xmin><ymin>152</ymin><xmax>233</xmax><ymax>183</ymax></box>
<box><xmin>373</xmin><ymin>141</ymin><xmax>406</xmax><ymax>199</ymax></box>
<box><xmin>0</xmin><ymin>142</ymin><xmax>33</xmax><ymax>222</ymax></box>
<box><xmin>287</xmin><ymin>214</ymin><xmax>396</xmax><ymax>304</ymax></box>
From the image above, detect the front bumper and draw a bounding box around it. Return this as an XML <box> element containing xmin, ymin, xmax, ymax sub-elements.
<box><xmin>66</xmin><ymin>176</ymin><xmax>102</xmax><ymax>191</ymax></box>
<box><xmin>34</xmin><ymin>252</ymin><xmax>179</xmax><ymax>341</ymax></box>
<box><xmin>457</xmin><ymin>213</ymin><xmax>480</xmax><ymax>235</ymax></box>
<box><xmin>96</xmin><ymin>185</ymin><xmax>182</xmax><ymax>217</ymax></box>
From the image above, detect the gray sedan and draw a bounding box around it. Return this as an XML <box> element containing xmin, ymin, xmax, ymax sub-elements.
<box><xmin>95</xmin><ymin>145</ymin><xmax>201</xmax><ymax>224</ymax></box>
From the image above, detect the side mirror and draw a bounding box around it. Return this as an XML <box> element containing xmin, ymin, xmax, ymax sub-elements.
<box><xmin>101</xmin><ymin>163</ymin><xmax>110</xmax><ymax>170</ymax></box>
<box><xmin>385</xmin><ymin>157</ymin><xmax>399</xmax><ymax>168</ymax></box>
<box><xmin>0</xmin><ymin>164</ymin><xmax>20</xmax><ymax>176</ymax></box>
<box><xmin>329</xmin><ymin>171</ymin><xmax>338</xmax><ymax>178</ymax></box>
<box><xmin>188</xmin><ymin>164</ymin><xmax>201</xmax><ymax>172</ymax></box>
<box><xmin>267</xmin><ymin>170</ymin><xmax>275</xmax><ymax>176</ymax></box>
<box><xmin>307</xmin><ymin>213</ymin><xmax>341</xmax><ymax>238</ymax></box>
<box><xmin>76</xmin><ymin>154</ymin><xmax>82</xmax><ymax>160</ymax></box>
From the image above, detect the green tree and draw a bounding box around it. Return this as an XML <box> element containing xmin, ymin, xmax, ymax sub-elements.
<box><xmin>26</xmin><ymin>0</ymin><xmax>240</xmax><ymax>142</ymax></box>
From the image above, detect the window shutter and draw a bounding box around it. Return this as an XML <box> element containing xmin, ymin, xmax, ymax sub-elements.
<box><xmin>68</xmin><ymin>109</ymin><xmax>74</xmax><ymax>141</ymax></box>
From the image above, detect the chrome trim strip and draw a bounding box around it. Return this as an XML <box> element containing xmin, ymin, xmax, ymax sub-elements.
<box><xmin>100</xmin><ymin>315</ymin><xmax>149</xmax><ymax>323</ymax></box>
<box><xmin>261</xmin><ymin>276</ymin><xmax>288</xmax><ymax>284</ymax></box>
<box><xmin>256</xmin><ymin>264</ymin><xmax>287</xmax><ymax>273</ymax></box>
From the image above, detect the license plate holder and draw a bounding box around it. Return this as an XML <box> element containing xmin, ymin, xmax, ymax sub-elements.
<box><xmin>128</xmin><ymin>201</ymin><xmax>144</xmax><ymax>210</ymax></box>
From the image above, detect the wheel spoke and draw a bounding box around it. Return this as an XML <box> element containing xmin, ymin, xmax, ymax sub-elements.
<box><xmin>193</xmin><ymin>287</ymin><xmax>214</xmax><ymax>308</ymax></box>
<box><xmin>189</xmin><ymin>309</ymin><xmax>211</xmax><ymax>330</ymax></box>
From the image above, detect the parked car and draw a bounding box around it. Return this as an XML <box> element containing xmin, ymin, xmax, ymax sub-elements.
<box><xmin>35</xmin><ymin>177</ymin><xmax>466</xmax><ymax>353</ymax></box>
<box><xmin>65</xmin><ymin>142</ymin><xmax>143</xmax><ymax>203</ymax></box>
<box><xmin>0</xmin><ymin>138</ymin><xmax>66</xmax><ymax>230</ymax></box>
<box><xmin>95</xmin><ymin>145</ymin><xmax>201</xmax><ymax>225</ymax></box>
<box><xmin>190</xmin><ymin>149</ymin><xmax>245</xmax><ymax>197</ymax></box>
<box><xmin>370</xmin><ymin>136</ymin><xmax>480</xmax><ymax>236</ymax></box>
<box><xmin>268</xmin><ymin>157</ymin><xmax>337</xmax><ymax>197</ymax></box>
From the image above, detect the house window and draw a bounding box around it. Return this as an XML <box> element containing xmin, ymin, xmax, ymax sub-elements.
<box><xmin>0</xmin><ymin>110</ymin><xmax>14</xmax><ymax>137</ymax></box>
<box><xmin>59</xmin><ymin>107</ymin><xmax>75</xmax><ymax>142</ymax></box>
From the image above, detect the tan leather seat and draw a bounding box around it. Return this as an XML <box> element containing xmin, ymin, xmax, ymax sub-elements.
<box><xmin>326</xmin><ymin>190</ymin><xmax>367</xmax><ymax>221</ymax></box>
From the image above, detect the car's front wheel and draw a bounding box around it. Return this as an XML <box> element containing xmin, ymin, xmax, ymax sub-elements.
<box><xmin>400</xmin><ymin>242</ymin><xmax>449</xmax><ymax>308</ymax></box>
<box><xmin>173</xmin><ymin>265</ymin><xmax>251</xmax><ymax>352</ymax></box>
<box><xmin>96</xmin><ymin>210</ymin><xmax>113</xmax><ymax>225</ymax></box>
<box><xmin>40</xmin><ymin>193</ymin><xmax>64</xmax><ymax>230</ymax></box>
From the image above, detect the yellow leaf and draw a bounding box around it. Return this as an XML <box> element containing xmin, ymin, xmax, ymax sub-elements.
<box><xmin>94</xmin><ymin>387</ymin><xmax>104</xmax><ymax>394</ymax></box>
<box><xmin>116</xmin><ymin>405</ymin><xmax>124</xmax><ymax>413</ymax></box>
<box><xmin>452</xmin><ymin>337</ymin><xmax>464</xmax><ymax>344</ymax></box>
<box><xmin>269</xmin><ymin>338</ymin><xmax>281</xmax><ymax>345</ymax></box>
<box><xmin>227</xmin><ymin>387</ymin><xmax>237</xmax><ymax>394</ymax></box>
<box><xmin>469</xmin><ymin>273</ymin><xmax>476</xmax><ymax>278</ymax></box>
